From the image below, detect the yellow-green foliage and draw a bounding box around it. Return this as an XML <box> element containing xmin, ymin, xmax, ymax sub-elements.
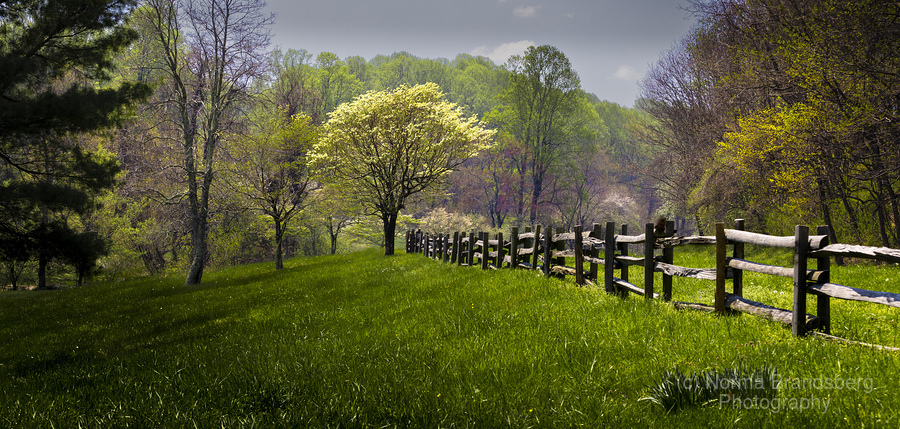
<box><xmin>718</xmin><ymin>103</ymin><xmax>820</xmax><ymax>223</ymax></box>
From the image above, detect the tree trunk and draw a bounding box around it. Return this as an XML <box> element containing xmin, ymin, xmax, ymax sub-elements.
<box><xmin>516</xmin><ymin>175</ymin><xmax>525</xmax><ymax>224</ymax></box>
<box><xmin>274</xmin><ymin>217</ymin><xmax>284</xmax><ymax>270</ymax></box>
<box><xmin>37</xmin><ymin>252</ymin><xmax>47</xmax><ymax>290</ymax></box>
<box><xmin>530</xmin><ymin>173</ymin><xmax>543</xmax><ymax>225</ymax></box>
<box><xmin>875</xmin><ymin>197</ymin><xmax>890</xmax><ymax>248</ymax></box>
<box><xmin>837</xmin><ymin>185</ymin><xmax>863</xmax><ymax>243</ymax></box>
<box><xmin>184</xmin><ymin>177</ymin><xmax>209</xmax><ymax>285</ymax></box>
<box><xmin>818</xmin><ymin>179</ymin><xmax>844</xmax><ymax>265</ymax></box>
<box><xmin>383</xmin><ymin>212</ymin><xmax>398</xmax><ymax>256</ymax></box>
<box><xmin>185</xmin><ymin>216</ymin><xmax>207</xmax><ymax>285</ymax></box>
<box><xmin>886</xmin><ymin>178</ymin><xmax>900</xmax><ymax>248</ymax></box>
<box><xmin>330</xmin><ymin>232</ymin><xmax>338</xmax><ymax>255</ymax></box>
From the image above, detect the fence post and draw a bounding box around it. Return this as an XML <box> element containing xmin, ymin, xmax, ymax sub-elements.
<box><xmin>405</xmin><ymin>230</ymin><xmax>411</xmax><ymax>253</ymax></box>
<box><xmin>523</xmin><ymin>226</ymin><xmax>532</xmax><ymax>267</ymax></box>
<box><xmin>644</xmin><ymin>222</ymin><xmax>655</xmax><ymax>299</ymax></box>
<box><xmin>715</xmin><ymin>222</ymin><xmax>727</xmax><ymax>313</ymax></box>
<box><xmin>532</xmin><ymin>225</ymin><xmax>542</xmax><ymax>270</ymax></box>
<box><xmin>458</xmin><ymin>232</ymin><xmax>467</xmax><ymax>266</ymax></box>
<box><xmin>434</xmin><ymin>234</ymin><xmax>440</xmax><ymax>260</ymax></box>
<box><xmin>619</xmin><ymin>224</ymin><xmax>629</xmax><ymax>283</ymax></box>
<box><xmin>590</xmin><ymin>224</ymin><xmax>602</xmax><ymax>282</ymax></box>
<box><xmin>554</xmin><ymin>227</ymin><xmax>565</xmax><ymax>277</ymax></box>
<box><xmin>443</xmin><ymin>233</ymin><xmax>451</xmax><ymax>263</ymax></box>
<box><xmin>663</xmin><ymin>220</ymin><xmax>675</xmax><ymax>301</ymax></box>
<box><xmin>816</xmin><ymin>225</ymin><xmax>832</xmax><ymax>334</ymax></box>
<box><xmin>466</xmin><ymin>231</ymin><xmax>475</xmax><ymax>267</ymax></box>
<box><xmin>543</xmin><ymin>226</ymin><xmax>553</xmax><ymax>277</ymax></box>
<box><xmin>793</xmin><ymin>225</ymin><xmax>810</xmax><ymax>337</ymax></box>
<box><xmin>481</xmin><ymin>232</ymin><xmax>489</xmax><ymax>270</ymax></box>
<box><xmin>510</xmin><ymin>227</ymin><xmax>519</xmax><ymax>269</ymax></box>
<box><xmin>605</xmin><ymin>221</ymin><xmax>616</xmax><ymax>294</ymax></box>
<box><xmin>424</xmin><ymin>233</ymin><xmax>429</xmax><ymax>258</ymax></box>
<box><xmin>574</xmin><ymin>224</ymin><xmax>585</xmax><ymax>285</ymax></box>
<box><xmin>732</xmin><ymin>220</ymin><xmax>745</xmax><ymax>297</ymax></box>
<box><xmin>496</xmin><ymin>232</ymin><xmax>504</xmax><ymax>268</ymax></box>
<box><xmin>451</xmin><ymin>232</ymin><xmax>460</xmax><ymax>264</ymax></box>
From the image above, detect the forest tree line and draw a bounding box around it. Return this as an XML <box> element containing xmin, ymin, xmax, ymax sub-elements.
<box><xmin>2</xmin><ymin>0</ymin><xmax>898</xmax><ymax>288</ymax></box>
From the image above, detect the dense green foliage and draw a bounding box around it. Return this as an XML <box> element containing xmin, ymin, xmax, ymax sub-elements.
<box><xmin>640</xmin><ymin>0</ymin><xmax>900</xmax><ymax>244</ymax></box>
<box><xmin>0</xmin><ymin>0</ymin><xmax>151</xmax><ymax>288</ymax></box>
<box><xmin>1</xmin><ymin>250</ymin><xmax>897</xmax><ymax>426</ymax></box>
<box><xmin>5</xmin><ymin>0</ymin><xmax>900</xmax><ymax>291</ymax></box>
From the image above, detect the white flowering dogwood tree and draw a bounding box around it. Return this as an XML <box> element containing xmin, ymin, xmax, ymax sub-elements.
<box><xmin>312</xmin><ymin>83</ymin><xmax>494</xmax><ymax>255</ymax></box>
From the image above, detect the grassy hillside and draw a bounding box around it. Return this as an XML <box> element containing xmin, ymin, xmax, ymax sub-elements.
<box><xmin>1</xmin><ymin>249</ymin><xmax>897</xmax><ymax>427</ymax></box>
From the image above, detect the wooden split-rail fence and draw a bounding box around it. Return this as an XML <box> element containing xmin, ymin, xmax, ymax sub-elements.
<box><xmin>405</xmin><ymin>220</ymin><xmax>900</xmax><ymax>344</ymax></box>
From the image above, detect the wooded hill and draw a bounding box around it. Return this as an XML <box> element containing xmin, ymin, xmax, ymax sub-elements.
<box><xmin>2</xmin><ymin>0</ymin><xmax>899</xmax><ymax>288</ymax></box>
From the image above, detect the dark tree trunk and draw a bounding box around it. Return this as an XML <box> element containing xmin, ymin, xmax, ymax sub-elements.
<box><xmin>886</xmin><ymin>178</ymin><xmax>900</xmax><ymax>248</ymax></box>
<box><xmin>185</xmin><ymin>219</ymin><xmax>207</xmax><ymax>285</ymax></box>
<box><xmin>516</xmin><ymin>172</ymin><xmax>525</xmax><ymax>223</ymax></box>
<box><xmin>817</xmin><ymin>179</ymin><xmax>844</xmax><ymax>265</ymax></box>
<box><xmin>37</xmin><ymin>252</ymin><xmax>47</xmax><ymax>290</ymax></box>
<box><xmin>274</xmin><ymin>218</ymin><xmax>284</xmax><ymax>270</ymax></box>
<box><xmin>383</xmin><ymin>212</ymin><xmax>398</xmax><ymax>256</ymax></box>
<box><xmin>530</xmin><ymin>173</ymin><xmax>543</xmax><ymax>225</ymax></box>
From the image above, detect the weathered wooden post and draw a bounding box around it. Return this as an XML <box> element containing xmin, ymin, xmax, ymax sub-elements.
<box><xmin>466</xmin><ymin>231</ymin><xmax>476</xmax><ymax>267</ymax></box>
<box><xmin>644</xmin><ymin>222</ymin><xmax>655</xmax><ymax>299</ymax></box>
<box><xmin>434</xmin><ymin>234</ymin><xmax>441</xmax><ymax>260</ymax></box>
<box><xmin>605</xmin><ymin>221</ymin><xmax>616</xmax><ymax>294</ymax></box>
<box><xmin>574</xmin><ymin>224</ymin><xmax>585</xmax><ymax>285</ymax></box>
<box><xmin>428</xmin><ymin>233</ymin><xmax>440</xmax><ymax>259</ymax></box>
<box><xmin>555</xmin><ymin>227</ymin><xmax>566</xmax><ymax>276</ymax></box>
<box><xmin>481</xmin><ymin>232</ymin><xmax>489</xmax><ymax>270</ymax></box>
<box><xmin>423</xmin><ymin>233</ymin><xmax>429</xmax><ymax>258</ymax></box>
<box><xmin>443</xmin><ymin>233</ymin><xmax>451</xmax><ymax>263</ymax></box>
<box><xmin>451</xmin><ymin>232</ymin><xmax>460</xmax><ymax>264</ymax></box>
<box><xmin>662</xmin><ymin>220</ymin><xmax>675</xmax><ymax>301</ymax></box>
<box><xmin>496</xmin><ymin>232</ymin><xmax>504</xmax><ymax>268</ymax></box>
<box><xmin>715</xmin><ymin>222</ymin><xmax>727</xmax><ymax>313</ymax></box>
<box><xmin>532</xmin><ymin>225</ymin><xmax>542</xmax><ymax>270</ymax></box>
<box><xmin>543</xmin><ymin>226</ymin><xmax>553</xmax><ymax>277</ymax></box>
<box><xmin>619</xmin><ymin>224</ymin><xmax>629</xmax><ymax>283</ymax></box>
<box><xmin>589</xmin><ymin>224</ymin><xmax>602</xmax><ymax>281</ymax></box>
<box><xmin>793</xmin><ymin>225</ymin><xmax>810</xmax><ymax>337</ymax></box>
<box><xmin>816</xmin><ymin>225</ymin><xmax>832</xmax><ymax>334</ymax></box>
<box><xmin>510</xmin><ymin>227</ymin><xmax>519</xmax><ymax>269</ymax></box>
<box><xmin>733</xmin><ymin>219</ymin><xmax>745</xmax><ymax>297</ymax></box>
<box><xmin>522</xmin><ymin>226</ymin><xmax>532</xmax><ymax>267</ymax></box>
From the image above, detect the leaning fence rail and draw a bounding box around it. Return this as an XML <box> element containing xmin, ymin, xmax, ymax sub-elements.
<box><xmin>405</xmin><ymin>220</ymin><xmax>900</xmax><ymax>349</ymax></box>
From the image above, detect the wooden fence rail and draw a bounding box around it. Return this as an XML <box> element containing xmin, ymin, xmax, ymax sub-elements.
<box><xmin>405</xmin><ymin>220</ymin><xmax>900</xmax><ymax>343</ymax></box>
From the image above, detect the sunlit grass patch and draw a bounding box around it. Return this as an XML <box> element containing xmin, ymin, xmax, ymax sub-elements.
<box><xmin>1</xmin><ymin>249</ymin><xmax>898</xmax><ymax>427</ymax></box>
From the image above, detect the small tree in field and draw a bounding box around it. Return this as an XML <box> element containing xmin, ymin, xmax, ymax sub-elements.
<box><xmin>222</xmin><ymin>111</ymin><xmax>316</xmax><ymax>269</ymax></box>
<box><xmin>312</xmin><ymin>83</ymin><xmax>494</xmax><ymax>256</ymax></box>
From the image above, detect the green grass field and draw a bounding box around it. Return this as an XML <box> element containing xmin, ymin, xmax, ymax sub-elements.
<box><xmin>1</xmin><ymin>248</ymin><xmax>898</xmax><ymax>427</ymax></box>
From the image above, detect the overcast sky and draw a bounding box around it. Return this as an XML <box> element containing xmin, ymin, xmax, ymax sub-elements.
<box><xmin>262</xmin><ymin>0</ymin><xmax>698</xmax><ymax>107</ymax></box>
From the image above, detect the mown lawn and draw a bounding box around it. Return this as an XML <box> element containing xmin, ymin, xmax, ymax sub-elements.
<box><xmin>0</xmin><ymin>248</ymin><xmax>897</xmax><ymax>428</ymax></box>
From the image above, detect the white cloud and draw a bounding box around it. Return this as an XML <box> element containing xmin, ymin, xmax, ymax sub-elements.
<box><xmin>613</xmin><ymin>65</ymin><xmax>639</xmax><ymax>81</ymax></box>
<box><xmin>513</xmin><ymin>6</ymin><xmax>538</xmax><ymax>18</ymax></box>
<box><xmin>471</xmin><ymin>40</ymin><xmax>535</xmax><ymax>64</ymax></box>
